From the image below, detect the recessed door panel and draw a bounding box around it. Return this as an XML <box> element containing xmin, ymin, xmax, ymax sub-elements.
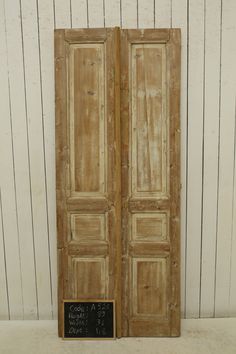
<box><xmin>69</xmin><ymin>256</ymin><xmax>108</xmax><ymax>298</ymax></box>
<box><xmin>70</xmin><ymin>214</ymin><xmax>107</xmax><ymax>243</ymax></box>
<box><xmin>131</xmin><ymin>44</ymin><xmax>168</xmax><ymax>197</ymax></box>
<box><xmin>132</xmin><ymin>212</ymin><xmax>169</xmax><ymax>242</ymax></box>
<box><xmin>69</xmin><ymin>44</ymin><xmax>106</xmax><ymax>196</ymax></box>
<box><xmin>132</xmin><ymin>257</ymin><xmax>168</xmax><ymax>317</ymax></box>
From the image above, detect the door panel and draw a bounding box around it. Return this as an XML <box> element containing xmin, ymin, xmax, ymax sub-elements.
<box><xmin>132</xmin><ymin>212</ymin><xmax>169</xmax><ymax>242</ymax></box>
<box><xmin>70</xmin><ymin>214</ymin><xmax>107</xmax><ymax>243</ymax></box>
<box><xmin>70</xmin><ymin>43</ymin><xmax>105</xmax><ymax>195</ymax></box>
<box><xmin>132</xmin><ymin>257</ymin><xmax>168</xmax><ymax>316</ymax></box>
<box><xmin>68</xmin><ymin>256</ymin><xmax>108</xmax><ymax>298</ymax></box>
<box><xmin>55</xmin><ymin>28</ymin><xmax>121</xmax><ymax>337</ymax></box>
<box><xmin>121</xmin><ymin>29</ymin><xmax>180</xmax><ymax>337</ymax></box>
<box><xmin>131</xmin><ymin>43</ymin><xmax>168</xmax><ymax>196</ymax></box>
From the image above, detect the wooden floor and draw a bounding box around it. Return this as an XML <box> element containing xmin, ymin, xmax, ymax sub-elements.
<box><xmin>0</xmin><ymin>318</ymin><xmax>235</xmax><ymax>354</ymax></box>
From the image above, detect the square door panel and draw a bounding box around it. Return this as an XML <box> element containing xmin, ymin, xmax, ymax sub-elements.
<box><xmin>70</xmin><ymin>256</ymin><xmax>108</xmax><ymax>299</ymax></box>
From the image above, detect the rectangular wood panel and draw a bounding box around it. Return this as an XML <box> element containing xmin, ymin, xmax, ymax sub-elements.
<box><xmin>70</xmin><ymin>214</ymin><xmax>106</xmax><ymax>243</ymax></box>
<box><xmin>132</xmin><ymin>212</ymin><xmax>168</xmax><ymax>242</ymax></box>
<box><xmin>69</xmin><ymin>44</ymin><xmax>105</xmax><ymax>195</ymax></box>
<box><xmin>121</xmin><ymin>29</ymin><xmax>180</xmax><ymax>337</ymax></box>
<box><xmin>69</xmin><ymin>257</ymin><xmax>108</xmax><ymax>298</ymax></box>
<box><xmin>131</xmin><ymin>44</ymin><xmax>168</xmax><ymax>196</ymax></box>
<box><xmin>132</xmin><ymin>258</ymin><xmax>168</xmax><ymax>317</ymax></box>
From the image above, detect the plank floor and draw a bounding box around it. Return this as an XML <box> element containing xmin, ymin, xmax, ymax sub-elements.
<box><xmin>0</xmin><ymin>318</ymin><xmax>235</xmax><ymax>354</ymax></box>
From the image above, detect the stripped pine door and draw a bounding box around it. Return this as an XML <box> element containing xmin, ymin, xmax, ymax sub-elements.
<box><xmin>55</xmin><ymin>28</ymin><xmax>121</xmax><ymax>337</ymax></box>
<box><xmin>55</xmin><ymin>27</ymin><xmax>180</xmax><ymax>337</ymax></box>
<box><xmin>120</xmin><ymin>29</ymin><xmax>181</xmax><ymax>336</ymax></box>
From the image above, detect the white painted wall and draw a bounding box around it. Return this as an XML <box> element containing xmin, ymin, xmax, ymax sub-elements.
<box><xmin>0</xmin><ymin>0</ymin><xmax>236</xmax><ymax>320</ymax></box>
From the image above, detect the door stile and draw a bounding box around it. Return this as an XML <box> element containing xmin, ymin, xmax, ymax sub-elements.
<box><xmin>114</xmin><ymin>26</ymin><xmax>122</xmax><ymax>338</ymax></box>
<box><xmin>167</xmin><ymin>29</ymin><xmax>181</xmax><ymax>336</ymax></box>
<box><xmin>55</xmin><ymin>29</ymin><xmax>68</xmax><ymax>337</ymax></box>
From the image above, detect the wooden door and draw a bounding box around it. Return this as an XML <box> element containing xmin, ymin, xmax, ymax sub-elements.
<box><xmin>55</xmin><ymin>27</ymin><xmax>180</xmax><ymax>338</ymax></box>
<box><xmin>120</xmin><ymin>29</ymin><xmax>181</xmax><ymax>336</ymax></box>
<box><xmin>55</xmin><ymin>28</ymin><xmax>121</xmax><ymax>337</ymax></box>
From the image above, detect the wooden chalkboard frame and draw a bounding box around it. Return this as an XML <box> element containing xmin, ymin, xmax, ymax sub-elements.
<box><xmin>62</xmin><ymin>299</ymin><xmax>116</xmax><ymax>340</ymax></box>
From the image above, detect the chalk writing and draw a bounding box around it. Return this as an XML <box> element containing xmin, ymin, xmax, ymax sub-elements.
<box><xmin>63</xmin><ymin>301</ymin><xmax>115</xmax><ymax>339</ymax></box>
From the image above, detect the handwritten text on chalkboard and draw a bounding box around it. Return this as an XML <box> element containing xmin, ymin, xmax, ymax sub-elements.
<box><xmin>63</xmin><ymin>300</ymin><xmax>115</xmax><ymax>339</ymax></box>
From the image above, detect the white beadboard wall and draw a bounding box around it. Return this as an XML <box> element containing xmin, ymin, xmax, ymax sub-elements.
<box><xmin>0</xmin><ymin>0</ymin><xmax>236</xmax><ymax>320</ymax></box>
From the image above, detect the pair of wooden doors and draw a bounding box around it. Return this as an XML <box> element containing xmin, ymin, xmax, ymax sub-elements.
<box><xmin>55</xmin><ymin>27</ymin><xmax>180</xmax><ymax>337</ymax></box>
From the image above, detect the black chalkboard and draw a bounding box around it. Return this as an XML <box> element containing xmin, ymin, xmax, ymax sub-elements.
<box><xmin>63</xmin><ymin>300</ymin><xmax>115</xmax><ymax>339</ymax></box>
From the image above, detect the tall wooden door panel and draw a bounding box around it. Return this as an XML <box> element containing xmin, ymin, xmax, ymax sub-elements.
<box><xmin>120</xmin><ymin>29</ymin><xmax>180</xmax><ymax>336</ymax></box>
<box><xmin>55</xmin><ymin>28</ymin><xmax>121</xmax><ymax>337</ymax></box>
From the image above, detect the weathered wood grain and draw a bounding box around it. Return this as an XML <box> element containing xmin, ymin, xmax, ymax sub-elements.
<box><xmin>69</xmin><ymin>256</ymin><xmax>108</xmax><ymax>298</ymax></box>
<box><xmin>114</xmin><ymin>26</ymin><xmax>122</xmax><ymax>337</ymax></box>
<box><xmin>120</xmin><ymin>28</ymin><xmax>130</xmax><ymax>336</ymax></box>
<box><xmin>121</xmin><ymin>28</ymin><xmax>181</xmax><ymax>337</ymax></box>
<box><xmin>55</xmin><ymin>28</ymin><xmax>121</xmax><ymax>337</ymax></box>
<box><xmin>168</xmin><ymin>29</ymin><xmax>181</xmax><ymax>336</ymax></box>
<box><xmin>133</xmin><ymin>258</ymin><xmax>168</xmax><ymax>316</ymax></box>
<box><xmin>70</xmin><ymin>44</ymin><xmax>105</xmax><ymax>195</ymax></box>
<box><xmin>55</xmin><ymin>28</ymin><xmax>67</xmax><ymax>336</ymax></box>
<box><xmin>131</xmin><ymin>43</ymin><xmax>168</xmax><ymax>196</ymax></box>
<box><xmin>133</xmin><ymin>213</ymin><xmax>168</xmax><ymax>242</ymax></box>
<box><xmin>70</xmin><ymin>213</ymin><xmax>106</xmax><ymax>242</ymax></box>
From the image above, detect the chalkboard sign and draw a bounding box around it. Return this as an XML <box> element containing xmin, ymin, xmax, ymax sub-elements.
<box><xmin>63</xmin><ymin>300</ymin><xmax>115</xmax><ymax>339</ymax></box>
